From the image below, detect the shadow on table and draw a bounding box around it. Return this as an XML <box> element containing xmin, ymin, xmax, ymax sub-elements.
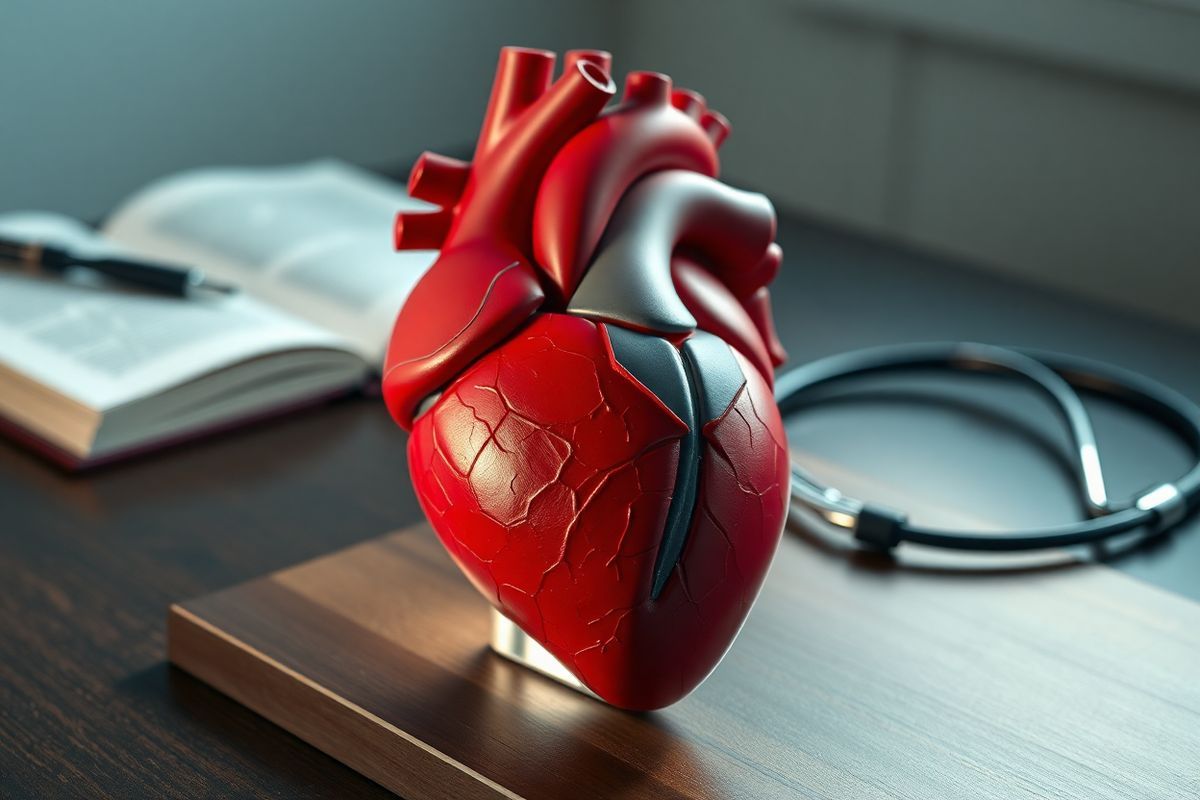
<box><xmin>410</xmin><ymin>647</ymin><xmax>710</xmax><ymax>799</ymax></box>
<box><xmin>114</xmin><ymin>662</ymin><xmax>395</xmax><ymax>799</ymax></box>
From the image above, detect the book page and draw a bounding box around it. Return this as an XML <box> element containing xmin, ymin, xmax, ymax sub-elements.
<box><xmin>102</xmin><ymin>161</ymin><xmax>437</xmax><ymax>368</ymax></box>
<box><xmin>0</xmin><ymin>213</ymin><xmax>353</xmax><ymax>411</ymax></box>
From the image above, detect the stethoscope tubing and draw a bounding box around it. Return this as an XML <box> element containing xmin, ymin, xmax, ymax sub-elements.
<box><xmin>776</xmin><ymin>342</ymin><xmax>1200</xmax><ymax>551</ymax></box>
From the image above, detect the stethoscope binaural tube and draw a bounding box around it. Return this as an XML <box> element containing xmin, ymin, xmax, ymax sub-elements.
<box><xmin>775</xmin><ymin>342</ymin><xmax>1200</xmax><ymax>552</ymax></box>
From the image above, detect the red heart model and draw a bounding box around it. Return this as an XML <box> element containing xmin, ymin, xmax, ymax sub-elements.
<box><xmin>383</xmin><ymin>47</ymin><xmax>790</xmax><ymax>710</ymax></box>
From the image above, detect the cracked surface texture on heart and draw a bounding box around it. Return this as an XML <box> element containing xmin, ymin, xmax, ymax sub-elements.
<box><xmin>384</xmin><ymin>47</ymin><xmax>790</xmax><ymax>709</ymax></box>
<box><xmin>409</xmin><ymin>314</ymin><xmax>789</xmax><ymax>709</ymax></box>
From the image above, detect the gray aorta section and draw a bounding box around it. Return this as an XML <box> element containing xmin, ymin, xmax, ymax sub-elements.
<box><xmin>603</xmin><ymin>324</ymin><xmax>745</xmax><ymax>600</ymax></box>
<box><xmin>567</xmin><ymin>170</ymin><xmax>773</xmax><ymax>335</ymax></box>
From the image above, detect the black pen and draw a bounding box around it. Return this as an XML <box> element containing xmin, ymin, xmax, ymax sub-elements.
<box><xmin>0</xmin><ymin>236</ymin><xmax>237</xmax><ymax>298</ymax></box>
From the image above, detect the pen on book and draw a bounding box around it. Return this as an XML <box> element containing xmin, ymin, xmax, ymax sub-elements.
<box><xmin>0</xmin><ymin>236</ymin><xmax>237</xmax><ymax>298</ymax></box>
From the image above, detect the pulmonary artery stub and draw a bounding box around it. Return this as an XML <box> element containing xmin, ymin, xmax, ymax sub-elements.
<box><xmin>384</xmin><ymin>47</ymin><xmax>789</xmax><ymax>710</ymax></box>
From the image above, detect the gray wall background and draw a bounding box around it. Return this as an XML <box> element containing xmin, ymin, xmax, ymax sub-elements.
<box><xmin>3</xmin><ymin>0</ymin><xmax>1198</xmax><ymax>329</ymax></box>
<box><xmin>0</xmin><ymin>0</ymin><xmax>618</xmax><ymax>218</ymax></box>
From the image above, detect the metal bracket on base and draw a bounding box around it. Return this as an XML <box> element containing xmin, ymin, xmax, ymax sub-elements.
<box><xmin>488</xmin><ymin>609</ymin><xmax>600</xmax><ymax>700</ymax></box>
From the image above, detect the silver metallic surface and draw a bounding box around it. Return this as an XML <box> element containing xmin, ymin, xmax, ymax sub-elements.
<box><xmin>1137</xmin><ymin>483</ymin><xmax>1186</xmax><ymax>528</ymax></box>
<box><xmin>489</xmin><ymin>609</ymin><xmax>600</xmax><ymax>699</ymax></box>
<box><xmin>567</xmin><ymin>170</ymin><xmax>773</xmax><ymax>334</ymax></box>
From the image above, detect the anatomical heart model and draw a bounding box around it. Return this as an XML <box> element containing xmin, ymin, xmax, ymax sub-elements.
<box><xmin>383</xmin><ymin>47</ymin><xmax>790</xmax><ymax>710</ymax></box>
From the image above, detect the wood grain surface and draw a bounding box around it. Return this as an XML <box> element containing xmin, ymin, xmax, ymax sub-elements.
<box><xmin>7</xmin><ymin>210</ymin><xmax>1200</xmax><ymax>798</ymax></box>
<box><xmin>170</xmin><ymin>521</ymin><xmax>1200</xmax><ymax>800</ymax></box>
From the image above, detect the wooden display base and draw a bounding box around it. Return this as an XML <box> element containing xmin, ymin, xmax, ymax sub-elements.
<box><xmin>169</xmin><ymin>522</ymin><xmax>1200</xmax><ymax>799</ymax></box>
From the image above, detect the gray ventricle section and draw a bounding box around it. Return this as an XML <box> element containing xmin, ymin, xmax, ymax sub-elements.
<box><xmin>681</xmin><ymin>331</ymin><xmax>745</xmax><ymax>426</ymax></box>
<box><xmin>603</xmin><ymin>324</ymin><xmax>745</xmax><ymax>600</ymax></box>
<box><xmin>604</xmin><ymin>324</ymin><xmax>694</xmax><ymax>423</ymax></box>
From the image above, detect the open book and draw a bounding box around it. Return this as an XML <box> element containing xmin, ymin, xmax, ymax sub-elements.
<box><xmin>0</xmin><ymin>161</ymin><xmax>435</xmax><ymax>468</ymax></box>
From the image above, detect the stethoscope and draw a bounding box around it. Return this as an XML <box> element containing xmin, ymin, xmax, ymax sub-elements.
<box><xmin>775</xmin><ymin>342</ymin><xmax>1200</xmax><ymax>552</ymax></box>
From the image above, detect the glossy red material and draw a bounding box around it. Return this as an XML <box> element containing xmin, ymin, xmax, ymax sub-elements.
<box><xmin>384</xmin><ymin>48</ymin><xmax>616</xmax><ymax>428</ymax></box>
<box><xmin>672</xmin><ymin>255</ymin><xmax>776</xmax><ymax>385</ymax></box>
<box><xmin>744</xmin><ymin>286</ymin><xmax>790</xmax><ymax>368</ymax></box>
<box><xmin>408</xmin><ymin>315</ymin><xmax>789</xmax><ymax>709</ymax></box>
<box><xmin>533</xmin><ymin>72</ymin><xmax>721</xmax><ymax>302</ymax></box>
<box><xmin>383</xmin><ymin>47</ymin><xmax>791</xmax><ymax>709</ymax></box>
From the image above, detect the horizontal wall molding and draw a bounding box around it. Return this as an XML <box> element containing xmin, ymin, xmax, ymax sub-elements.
<box><xmin>796</xmin><ymin>0</ymin><xmax>1200</xmax><ymax>94</ymax></box>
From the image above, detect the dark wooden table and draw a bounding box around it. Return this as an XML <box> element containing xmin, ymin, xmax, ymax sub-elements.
<box><xmin>3</xmin><ymin>213</ymin><xmax>1198</xmax><ymax>798</ymax></box>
